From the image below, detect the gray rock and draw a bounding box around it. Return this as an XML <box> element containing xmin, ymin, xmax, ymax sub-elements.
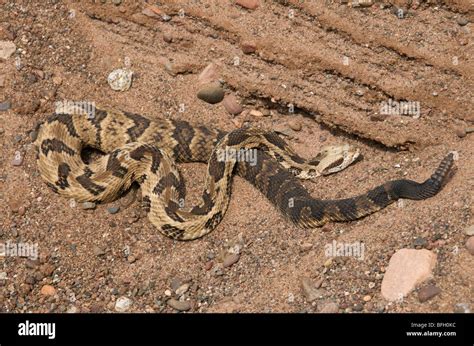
<box><xmin>107</xmin><ymin>206</ymin><xmax>120</xmax><ymax>214</ymax></box>
<box><xmin>80</xmin><ymin>202</ymin><xmax>96</xmax><ymax>210</ymax></box>
<box><xmin>301</xmin><ymin>277</ymin><xmax>322</xmax><ymax>302</ymax></box>
<box><xmin>318</xmin><ymin>301</ymin><xmax>339</xmax><ymax>313</ymax></box>
<box><xmin>457</xmin><ymin>17</ymin><xmax>469</xmax><ymax>26</ymax></box>
<box><xmin>197</xmin><ymin>82</ymin><xmax>224</xmax><ymax>104</ymax></box>
<box><xmin>167</xmin><ymin>298</ymin><xmax>191</xmax><ymax>311</ymax></box>
<box><xmin>0</xmin><ymin>101</ymin><xmax>11</xmax><ymax>111</ymax></box>
<box><xmin>418</xmin><ymin>285</ymin><xmax>441</xmax><ymax>303</ymax></box>
<box><xmin>454</xmin><ymin>303</ymin><xmax>471</xmax><ymax>313</ymax></box>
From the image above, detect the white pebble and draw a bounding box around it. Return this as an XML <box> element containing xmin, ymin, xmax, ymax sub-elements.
<box><xmin>115</xmin><ymin>296</ymin><xmax>133</xmax><ymax>312</ymax></box>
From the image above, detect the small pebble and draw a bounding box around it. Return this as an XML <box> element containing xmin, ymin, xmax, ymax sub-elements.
<box><xmin>301</xmin><ymin>277</ymin><xmax>321</xmax><ymax>302</ymax></box>
<box><xmin>456</xmin><ymin>17</ymin><xmax>469</xmax><ymax>26</ymax></box>
<box><xmin>0</xmin><ymin>40</ymin><xmax>16</xmax><ymax>59</ymax></box>
<box><xmin>249</xmin><ymin>109</ymin><xmax>264</xmax><ymax>117</ymax></box>
<box><xmin>418</xmin><ymin>285</ymin><xmax>441</xmax><ymax>303</ymax></box>
<box><xmin>198</xmin><ymin>63</ymin><xmax>219</xmax><ymax>84</ymax></box>
<box><xmin>164</xmin><ymin>289</ymin><xmax>172</xmax><ymax>297</ymax></box>
<box><xmin>453</xmin><ymin>303</ymin><xmax>471</xmax><ymax>313</ymax></box>
<box><xmin>465</xmin><ymin>236</ymin><xmax>474</xmax><ymax>255</ymax></box>
<box><xmin>67</xmin><ymin>306</ymin><xmax>79</xmax><ymax>313</ymax></box>
<box><xmin>318</xmin><ymin>301</ymin><xmax>339</xmax><ymax>313</ymax></box>
<box><xmin>52</xmin><ymin>76</ymin><xmax>62</xmax><ymax>86</ymax></box>
<box><xmin>175</xmin><ymin>283</ymin><xmax>190</xmax><ymax>297</ymax></box>
<box><xmin>236</xmin><ymin>0</ymin><xmax>260</xmax><ymax>10</ymax></box>
<box><xmin>353</xmin><ymin>303</ymin><xmax>363</xmax><ymax>312</ymax></box>
<box><xmin>81</xmin><ymin>202</ymin><xmax>96</xmax><ymax>210</ymax></box>
<box><xmin>300</xmin><ymin>242</ymin><xmax>313</xmax><ymax>252</ymax></box>
<box><xmin>40</xmin><ymin>285</ymin><xmax>56</xmax><ymax>296</ymax></box>
<box><xmin>11</xmin><ymin>151</ymin><xmax>23</xmax><ymax>166</ymax></box>
<box><xmin>455</xmin><ymin>127</ymin><xmax>466</xmax><ymax>138</ymax></box>
<box><xmin>464</xmin><ymin>225</ymin><xmax>474</xmax><ymax>236</ymax></box>
<box><xmin>40</xmin><ymin>264</ymin><xmax>55</xmax><ymax>277</ymax></box>
<box><xmin>204</xmin><ymin>261</ymin><xmax>213</xmax><ymax>271</ymax></box>
<box><xmin>115</xmin><ymin>296</ymin><xmax>132</xmax><ymax>312</ymax></box>
<box><xmin>288</xmin><ymin>119</ymin><xmax>301</xmax><ymax>131</ymax></box>
<box><xmin>107</xmin><ymin>68</ymin><xmax>133</xmax><ymax>91</ymax></box>
<box><xmin>161</xmin><ymin>14</ymin><xmax>171</xmax><ymax>22</ymax></box>
<box><xmin>222</xmin><ymin>94</ymin><xmax>243</xmax><ymax>115</ymax></box>
<box><xmin>142</xmin><ymin>5</ymin><xmax>162</xmax><ymax>18</ymax></box>
<box><xmin>241</xmin><ymin>40</ymin><xmax>257</xmax><ymax>54</ymax></box>
<box><xmin>93</xmin><ymin>246</ymin><xmax>106</xmax><ymax>257</ymax></box>
<box><xmin>167</xmin><ymin>299</ymin><xmax>191</xmax><ymax>311</ymax></box>
<box><xmin>363</xmin><ymin>295</ymin><xmax>372</xmax><ymax>302</ymax></box>
<box><xmin>197</xmin><ymin>82</ymin><xmax>224</xmax><ymax>104</ymax></box>
<box><xmin>370</xmin><ymin>114</ymin><xmax>388</xmax><ymax>122</ymax></box>
<box><xmin>223</xmin><ymin>253</ymin><xmax>240</xmax><ymax>268</ymax></box>
<box><xmin>0</xmin><ymin>101</ymin><xmax>11</xmax><ymax>111</ymax></box>
<box><xmin>413</xmin><ymin>237</ymin><xmax>428</xmax><ymax>248</ymax></box>
<box><xmin>368</xmin><ymin>282</ymin><xmax>376</xmax><ymax>289</ymax></box>
<box><xmin>107</xmin><ymin>206</ymin><xmax>120</xmax><ymax>214</ymax></box>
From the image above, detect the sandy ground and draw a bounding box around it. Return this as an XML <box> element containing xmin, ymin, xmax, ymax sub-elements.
<box><xmin>0</xmin><ymin>0</ymin><xmax>472</xmax><ymax>313</ymax></box>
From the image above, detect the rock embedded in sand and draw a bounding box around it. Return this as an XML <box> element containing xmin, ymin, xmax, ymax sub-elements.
<box><xmin>198</xmin><ymin>63</ymin><xmax>219</xmax><ymax>84</ymax></box>
<box><xmin>464</xmin><ymin>225</ymin><xmax>474</xmax><ymax>236</ymax></box>
<box><xmin>115</xmin><ymin>296</ymin><xmax>132</xmax><ymax>312</ymax></box>
<box><xmin>301</xmin><ymin>277</ymin><xmax>322</xmax><ymax>302</ymax></box>
<box><xmin>167</xmin><ymin>298</ymin><xmax>191</xmax><ymax>312</ymax></box>
<box><xmin>318</xmin><ymin>301</ymin><xmax>339</xmax><ymax>313</ymax></box>
<box><xmin>417</xmin><ymin>284</ymin><xmax>441</xmax><ymax>303</ymax></box>
<box><xmin>465</xmin><ymin>237</ymin><xmax>474</xmax><ymax>255</ymax></box>
<box><xmin>40</xmin><ymin>285</ymin><xmax>56</xmax><ymax>296</ymax></box>
<box><xmin>222</xmin><ymin>94</ymin><xmax>243</xmax><ymax>115</ymax></box>
<box><xmin>381</xmin><ymin>249</ymin><xmax>437</xmax><ymax>301</ymax></box>
<box><xmin>235</xmin><ymin>0</ymin><xmax>260</xmax><ymax>10</ymax></box>
<box><xmin>0</xmin><ymin>40</ymin><xmax>16</xmax><ymax>59</ymax></box>
<box><xmin>197</xmin><ymin>82</ymin><xmax>224</xmax><ymax>104</ymax></box>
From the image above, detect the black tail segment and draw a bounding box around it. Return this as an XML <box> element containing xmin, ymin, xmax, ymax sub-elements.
<box><xmin>391</xmin><ymin>152</ymin><xmax>455</xmax><ymax>200</ymax></box>
<box><xmin>237</xmin><ymin>150</ymin><xmax>455</xmax><ymax>227</ymax></box>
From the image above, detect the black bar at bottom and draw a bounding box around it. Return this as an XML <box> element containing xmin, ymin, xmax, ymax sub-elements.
<box><xmin>0</xmin><ymin>313</ymin><xmax>472</xmax><ymax>345</ymax></box>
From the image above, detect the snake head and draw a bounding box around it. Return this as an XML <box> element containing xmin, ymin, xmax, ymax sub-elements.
<box><xmin>310</xmin><ymin>144</ymin><xmax>360</xmax><ymax>176</ymax></box>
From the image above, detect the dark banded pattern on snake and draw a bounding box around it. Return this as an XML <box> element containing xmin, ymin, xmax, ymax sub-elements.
<box><xmin>34</xmin><ymin>105</ymin><xmax>454</xmax><ymax>240</ymax></box>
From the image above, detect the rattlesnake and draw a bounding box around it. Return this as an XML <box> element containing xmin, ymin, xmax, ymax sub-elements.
<box><xmin>34</xmin><ymin>104</ymin><xmax>454</xmax><ymax>240</ymax></box>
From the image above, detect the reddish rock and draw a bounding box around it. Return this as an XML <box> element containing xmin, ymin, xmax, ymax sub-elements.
<box><xmin>381</xmin><ymin>249</ymin><xmax>437</xmax><ymax>301</ymax></box>
<box><xmin>241</xmin><ymin>40</ymin><xmax>257</xmax><ymax>54</ymax></box>
<box><xmin>222</xmin><ymin>94</ymin><xmax>243</xmax><ymax>115</ymax></box>
<box><xmin>465</xmin><ymin>236</ymin><xmax>474</xmax><ymax>255</ymax></box>
<box><xmin>235</xmin><ymin>0</ymin><xmax>260</xmax><ymax>10</ymax></box>
<box><xmin>40</xmin><ymin>285</ymin><xmax>56</xmax><ymax>296</ymax></box>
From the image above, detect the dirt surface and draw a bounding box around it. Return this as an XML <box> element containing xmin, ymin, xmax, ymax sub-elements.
<box><xmin>0</xmin><ymin>0</ymin><xmax>473</xmax><ymax>313</ymax></box>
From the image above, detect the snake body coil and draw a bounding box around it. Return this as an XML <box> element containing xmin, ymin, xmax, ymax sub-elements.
<box><xmin>34</xmin><ymin>105</ymin><xmax>454</xmax><ymax>240</ymax></box>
